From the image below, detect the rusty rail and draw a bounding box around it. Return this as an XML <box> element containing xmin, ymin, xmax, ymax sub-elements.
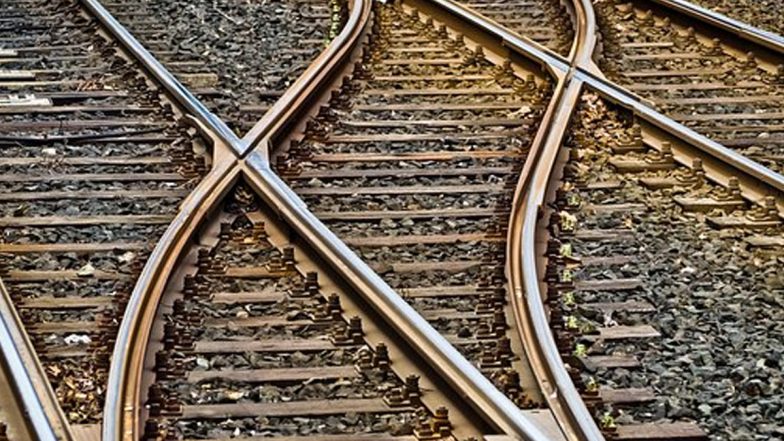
<box><xmin>90</xmin><ymin>0</ymin><xmax>784</xmax><ymax>440</ymax></box>
<box><xmin>501</xmin><ymin>0</ymin><xmax>605</xmax><ymax>438</ymax></box>
<box><xmin>241</xmin><ymin>0</ymin><xmax>371</xmax><ymax>155</ymax></box>
<box><xmin>425</xmin><ymin>0</ymin><xmax>784</xmax><ymax>194</ymax></box>
<box><xmin>101</xmin><ymin>158</ymin><xmax>238</xmax><ymax>441</ymax></box>
<box><xmin>98</xmin><ymin>0</ymin><xmax>550</xmax><ymax>439</ymax></box>
<box><xmin>0</xmin><ymin>280</ymin><xmax>71</xmax><ymax>441</ymax></box>
<box><xmin>642</xmin><ymin>0</ymin><xmax>784</xmax><ymax>55</ymax></box>
<box><xmin>78</xmin><ymin>0</ymin><xmax>242</xmax><ymax>153</ymax></box>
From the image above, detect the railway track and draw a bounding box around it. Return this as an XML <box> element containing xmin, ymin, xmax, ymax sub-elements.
<box><xmin>0</xmin><ymin>0</ymin><xmax>209</xmax><ymax>433</ymax></box>
<box><xmin>457</xmin><ymin>0</ymin><xmax>574</xmax><ymax>55</ymax></box>
<box><xmin>538</xmin><ymin>90</ymin><xmax>783</xmax><ymax>439</ymax></box>
<box><xmin>135</xmin><ymin>180</ymin><xmax>503</xmax><ymax>440</ymax></box>
<box><xmin>100</xmin><ymin>0</ymin><xmax>341</xmax><ymax>134</ymax></box>
<box><xmin>275</xmin><ymin>0</ymin><xmax>557</xmax><ymax>417</ymax></box>
<box><xmin>688</xmin><ymin>0</ymin><xmax>784</xmax><ymax>37</ymax></box>
<box><xmin>594</xmin><ymin>0</ymin><xmax>784</xmax><ymax>174</ymax></box>
<box><xmin>0</xmin><ymin>0</ymin><xmax>782</xmax><ymax>440</ymax></box>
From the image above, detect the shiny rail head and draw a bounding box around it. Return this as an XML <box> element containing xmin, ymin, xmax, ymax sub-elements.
<box><xmin>243</xmin><ymin>152</ymin><xmax>556</xmax><ymax>441</ymax></box>
<box><xmin>77</xmin><ymin>0</ymin><xmax>242</xmax><ymax>152</ymax></box>
<box><xmin>0</xmin><ymin>281</ymin><xmax>65</xmax><ymax>441</ymax></box>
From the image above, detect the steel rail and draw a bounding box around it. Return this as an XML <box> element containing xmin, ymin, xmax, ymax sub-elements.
<box><xmin>641</xmin><ymin>0</ymin><xmax>784</xmax><ymax>55</ymax></box>
<box><xmin>78</xmin><ymin>0</ymin><xmax>243</xmax><ymax>153</ymax></box>
<box><xmin>511</xmin><ymin>75</ymin><xmax>604</xmax><ymax>441</ymax></box>
<box><xmin>92</xmin><ymin>0</ymin><xmax>784</xmax><ymax>439</ymax></box>
<box><xmin>101</xmin><ymin>158</ymin><xmax>239</xmax><ymax>441</ymax></box>
<box><xmin>501</xmin><ymin>0</ymin><xmax>605</xmax><ymax>438</ymax></box>
<box><xmin>0</xmin><ymin>280</ymin><xmax>71</xmax><ymax>441</ymax></box>
<box><xmin>242</xmin><ymin>154</ymin><xmax>551</xmax><ymax>441</ymax></box>
<box><xmin>239</xmin><ymin>0</ymin><xmax>556</xmax><ymax>437</ymax></box>
<box><xmin>97</xmin><ymin>0</ymin><xmax>370</xmax><ymax>437</ymax></box>
<box><xmin>576</xmin><ymin>74</ymin><xmax>784</xmax><ymax>196</ymax></box>
<box><xmin>96</xmin><ymin>0</ymin><xmax>546</xmax><ymax>434</ymax></box>
<box><xmin>425</xmin><ymin>0</ymin><xmax>784</xmax><ymax>195</ymax></box>
<box><xmin>241</xmin><ymin>0</ymin><xmax>370</xmax><ymax>155</ymax></box>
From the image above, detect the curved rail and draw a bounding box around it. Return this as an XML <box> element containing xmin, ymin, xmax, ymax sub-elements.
<box><xmin>243</xmin><ymin>154</ymin><xmax>551</xmax><ymax>440</ymax></box>
<box><xmin>420</xmin><ymin>0</ymin><xmax>784</xmax><ymax>194</ymax></box>
<box><xmin>502</xmin><ymin>0</ymin><xmax>605</xmax><ymax>438</ymax></box>
<box><xmin>101</xmin><ymin>158</ymin><xmax>238</xmax><ymax>441</ymax></box>
<box><xmin>95</xmin><ymin>0</ymin><xmax>784</xmax><ymax>439</ymax></box>
<box><xmin>241</xmin><ymin>0</ymin><xmax>371</xmax><ymax>155</ymax></box>
<box><xmin>0</xmin><ymin>280</ymin><xmax>71</xmax><ymax>441</ymax></box>
<box><xmin>510</xmin><ymin>77</ymin><xmax>605</xmax><ymax>441</ymax></box>
<box><xmin>100</xmin><ymin>0</ymin><xmax>371</xmax><ymax>437</ymax></box>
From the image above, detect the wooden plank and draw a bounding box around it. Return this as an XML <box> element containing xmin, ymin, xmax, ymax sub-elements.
<box><xmin>585</xmin><ymin>325</ymin><xmax>661</xmax><ymax>341</ymax></box>
<box><xmin>399</xmin><ymin>285</ymin><xmax>489</xmax><ymax>298</ymax></box>
<box><xmin>27</xmin><ymin>320</ymin><xmax>95</xmax><ymax>333</ymax></box>
<box><xmin>0</xmin><ymin>119</ymin><xmax>161</xmax><ymax>132</ymax></box>
<box><xmin>310</xmin><ymin>150</ymin><xmax>517</xmax><ymax>162</ymax></box>
<box><xmin>223</xmin><ymin>266</ymin><xmax>278</xmax><ymax>279</ymax></box>
<box><xmin>20</xmin><ymin>296</ymin><xmax>113</xmax><ymax>309</ymax></box>
<box><xmin>211</xmin><ymin>291</ymin><xmax>285</xmax><ymax>304</ymax></box>
<box><xmin>673</xmin><ymin>196</ymin><xmax>745</xmax><ymax>212</ymax></box>
<box><xmin>706</xmin><ymin>216</ymin><xmax>780</xmax><ymax>229</ymax></box>
<box><xmin>625</xmin><ymin>52</ymin><xmax>714</xmax><ymax>61</ymax></box>
<box><xmin>620</xmin><ymin>42</ymin><xmax>674</xmax><ymax>48</ymax></box>
<box><xmin>379</xmin><ymin>58</ymin><xmax>462</xmax><ymax>66</ymax></box>
<box><xmin>363</xmin><ymin>88</ymin><xmax>514</xmax><ymax>96</ymax></box>
<box><xmin>344</xmin><ymin>233</ymin><xmax>503</xmax><ymax>247</ymax></box>
<box><xmin>580</xmin><ymin>301</ymin><xmax>655</xmax><ymax>313</ymax></box>
<box><xmin>599</xmin><ymin>387</ymin><xmax>656</xmax><ymax>404</ymax></box>
<box><xmin>672</xmin><ymin>111</ymin><xmax>784</xmax><ymax>122</ymax></box>
<box><xmin>609</xmin><ymin>159</ymin><xmax>676</xmax><ymax>172</ymax></box>
<box><xmin>181</xmin><ymin>398</ymin><xmax>405</xmax><ymax>419</ymax></box>
<box><xmin>204</xmin><ymin>317</ymin><xmax>315</xmax><ymax>328</ymax></box>
<box><xmin>419</xmin><ymin>308</ymin><xmax>489</xmax><ymax>320</ymax></box>
<box><xmin>626</xmin><ymin>81</ymin><xmax>764</xmax><ymax>92</ymax></box>
<box><xmin>295</xmin><ymin>184</ymin><xmax>504</xmax><ymax>196</ymax></box>
<box><xmin>575</xmin><ymin>279</ymin><xmax>643</xmax><ymax>291</ymax></box>
<box><xmin>575</xmin><ymin>229</ymin><xmax>634</xmax><ymax>241</ymax></box>
<box><xmin>0</xmin><ymin>172</ymin><xmax>184</xmax><ymax>183</ymax></box>
<box><xmin>372</xmin><ymin>74</ymin><xmax>492</xmax><ymax>81</ymax></box>
<box><xmin>314</xmin><ymin>208</ymin><xmax>507</xmax><ymax>221</ymax></box>
<box><xmin>654</xmin><ymin>95</ymin><xmax>784</xmax><ymax>105</ymax></box>
<box><xmin>583</xmin><ymin>203</ymin><xmax>646</xmax><ymax>213</ymax></box>
<box><xmin>623</xmin><ymin>68</ymin><xmax>726</xmax><ymax>78</ymax></box>
<box><xmin>616</xmin><ymin>422</ymin><xmax>707</xmax><ymax>440</ymax></box>
<box><xmin>579</xmin><ymin>255</ymin><xmax>635</xmax><ymax>266</ymax></box>
<box><xmin>0</xmin><ymin>156</ymin><xmax>169</xmax><ymax>166</ymax></box>
<box><xmin>340</xmin><ymin>118</ymin><xmax>525</xmax><ymax>128</ymax></box>
<box><xmin>187</xmin><ymin>366</ymin><xmax>358</xmax><ymax>383</ymax></box>
<box><xmin>192</xmin><ymin>339</ymin><xmax>337</xmax><ymax>354</ymax></box>
<box><xmin>746</xmin><ymin>235</ymin><xmax>784</xmax><ymax>248</ymax></box>
<box><xmin>580</xmin><ymin>355</ymin><xmax>640</xmax><ymax>369</ymax></box>
<box><xmin>0</xmin><ymin>214</ymin><xmax>173</xmax><ymax>227</ymax></box>
<box><xmin>353</xmin><ymin>103</ymin><xmax>531</xmax><ymax>112</ymax></box>
<box><xmin>292</xmin><ymin>167</ymin><xmax>513</xmax><ymax>180</ymax></box>
<box><xmin>325</xmin><ymin>132</ymin><xmax>523</xmax><ymax>143</ymax></box>
<box><xmin>639</xmin><ymin>176</ymin><xmax>679</xmax><ymax>190</ymax></box>
<box><xmin>381</xmin><ymin>47</ymin><xmax>447</xmax><ymax>54</ymax></box>
<box><xmin>0</xmin><ymin>242</ymin><xmax>145</xmax><ymax>253</ymax></box>
<box><xmin>6</xmin><ymin>270</ymin><xmax>131</xmax><ymax>281</ymax></box>
<box><xmin>583</xmin><ymin>181</ymin><xmax>622</xmax><ymax>190</ymax></box>
<box><xmin>24</xmin><ymin>90</ymin><xmax>128</xmax><ymax>100</ymax></box>
<box><xmin>0</xmin><ymin>189</ymin><xmax>189</xmax><ymax>202</ymax></box>
<box><xmin>370</xmin><ymin>260</ymin><xmax>484</xmax><ymax>274</ymax></box>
